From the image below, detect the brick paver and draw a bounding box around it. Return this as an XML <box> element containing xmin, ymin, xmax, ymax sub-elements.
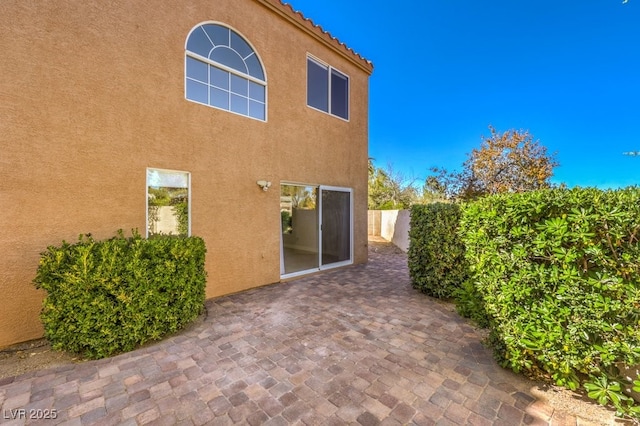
<box><xmin>0</xmin><ymin>239</ymin><xmax>617</xmax><ymax>425</ymax></box>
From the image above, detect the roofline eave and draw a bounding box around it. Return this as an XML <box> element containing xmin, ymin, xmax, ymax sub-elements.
<box><xmin>254</xmin><ymin>0</ymin><xmax>374</xmax><ymax>75</ymax></box>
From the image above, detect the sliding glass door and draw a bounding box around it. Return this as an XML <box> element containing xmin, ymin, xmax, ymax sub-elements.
<box><xmin>280</xmin><ymin>184</ymin><xmax>352</xmax><ymax>277</ymax></box>
<box><xmin>280</xmin><ymin>185</ymin><xmax>319</xmax><ymax>275</ymax></box>
<box><xmin>320</xmin><ymin>187</ymin><xmax>352</xmax><ymax>267</ymax></box>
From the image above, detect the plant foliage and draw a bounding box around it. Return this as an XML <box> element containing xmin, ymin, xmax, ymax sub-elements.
<box><xmin>426</xmin><ymin>126</ymin><xmax>559</xmax><ymax>201</ymax></box>
<box><xmin>368</xmin><ymin>159</ymin><xmax>420</xmax><ymax>209</ymax></box>
<box><xmin>34</xmin><ymin>230</ymin><xmax>207</xmax><ymax>359</ymax></box>
<box><xmin>460</xmin><ymin>187</ymin><xmax>640</xmax><ymax>417</ymax></box>
<box><xmin>408</xmin><ymin>203</ymin><xmax>469</xmax><ymax>298</ymax></box>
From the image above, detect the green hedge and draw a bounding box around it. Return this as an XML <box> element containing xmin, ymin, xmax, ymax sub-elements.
<box><xmin>408</xmin><ymin>203</ymin><xmax>468</xmax><ymax>298</ymax></box>
<box><xmin>34</xmin><ymin>231</ymin><xmax>207</xmax><ymax>359</ymax></box>
<box><xmin>461</xmin><ymin>188</ymin><xmax>640</xmax><ymax>415</ymax></box>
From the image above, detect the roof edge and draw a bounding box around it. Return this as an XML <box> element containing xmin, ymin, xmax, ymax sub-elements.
<box><xmin>254</xmin><ymin>0</ymin><xmax>374</xmax><ymax>75</ymax></box>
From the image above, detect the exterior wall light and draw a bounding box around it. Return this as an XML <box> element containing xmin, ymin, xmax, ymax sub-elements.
<box><xmin>257</xmin><ymin>180</ymin><xmax>271</xmax><ymax>191</ymax></box>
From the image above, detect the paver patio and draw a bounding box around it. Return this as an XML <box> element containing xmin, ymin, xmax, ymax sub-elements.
<box><xmin>0</xmin><ymin>239</ymin><xmax>618</xmax><ymax>425</ymax></box>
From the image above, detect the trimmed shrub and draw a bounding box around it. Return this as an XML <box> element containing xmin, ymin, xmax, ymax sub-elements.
<box><xmin>34</xmin><ymin>230</ymin><xmax>207</xmax><ymax>359</ymax></box>
<box><xmin>454</xmin><ymin>280</ymin><xmax>490</xmax><ymax>328</ymax></box>
<box><xmin>408</xmin><ymin>203</ymin><xmax>469</xmax><ymax>298</ymax></box>
<box><xmin>460</xmin><ymin>187</ymin><xmax>640</xmax><ymax>416</ymax></box>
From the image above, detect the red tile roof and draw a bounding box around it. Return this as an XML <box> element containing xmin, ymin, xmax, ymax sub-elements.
<box><xmin>256</xmin><ymin>0</ymin><xmax>374</xmax><ymax>74</ymax></box>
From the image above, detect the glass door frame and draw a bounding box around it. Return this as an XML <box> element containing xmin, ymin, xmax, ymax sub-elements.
<box><xmin>280</xmin><ymin>183</ymin><xmax>353</xmax><ymax>279</ymax></box>
<box><xmin>319</xmin><ymin>185</ymin><xmax>353</xmax><ymax>271</ymax></box>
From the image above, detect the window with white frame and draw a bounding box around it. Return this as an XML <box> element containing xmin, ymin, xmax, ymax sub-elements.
<box><xmin>185</xmin><ymin>23</ymin><xmax>266</xmax><ymax>121</ymax></box>
<box><xmin>147</xmin><ymin>169</ymin><xmax>190</xmax><ymax>237</ymax></box>
<box><xmin>307</xmin><ymin>56</ymin><xmax>349</xmax><ymax>120</ymax></box>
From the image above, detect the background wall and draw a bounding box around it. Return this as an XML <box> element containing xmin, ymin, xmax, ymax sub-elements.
<box><xmin>368</xmin><ymin>210</ymin><xmax>381</xmax><ymax>236</ymax></box>
<box><xmin>368</xmin><ymin>210</ymin><xmax>410</xmax><ymax>252</ymax></box>
<box><xmin>282</xmin><ymin>209</ymin><xmax>318</xmax><ymax>253</ymax></box>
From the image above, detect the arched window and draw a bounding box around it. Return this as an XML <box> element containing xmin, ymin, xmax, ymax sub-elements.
<box><xmin>185</xmin><ymin>23</ymin><xmax>266</xmax><ymax>121</ymax></box>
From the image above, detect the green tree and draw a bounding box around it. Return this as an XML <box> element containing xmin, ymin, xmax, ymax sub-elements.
<box><xmin>368</xmin><ymin>160</ymin><xmax>419</xmax><ymax>209</ymax></box>
<box><xmin>426</xmin><ymin>126</ymin><xmax>559</xmax><ymax>201</ymax></box>
<box><xmin>421</xmin><ymin>175</ymin><xmax>451</xmax><ymax>203</ymax></box>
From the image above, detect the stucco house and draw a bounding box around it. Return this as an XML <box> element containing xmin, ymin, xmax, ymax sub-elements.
<box><xmin>0</xmin><ymin>0</ymin><xmax>373</xmax><ymax>348</ymax></box>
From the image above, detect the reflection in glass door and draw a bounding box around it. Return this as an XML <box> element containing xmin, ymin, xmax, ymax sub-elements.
<box><xmin>280</xmin><ymin>184</ymin><xmax>319</xmax><ymax>275</ymax></box>
<box><xmin>280</xmin><ymin>183</ymin><xmax>352</xmax><ymax>277</ymax></box>
<box><xmin>321</xmin><ymin>188</ymin><xmax>352</xmax><ymax>267</ymax></box>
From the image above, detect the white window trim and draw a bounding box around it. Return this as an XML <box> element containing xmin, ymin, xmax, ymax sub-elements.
<box><xmin>186</xmin><ymin>52</ymin><xmax>267</xmax><ymax>87</ymax></box>
<box><xmin>146</xmin><ymin>168</ymin><xmax>191</xmax><ymax>238</ymax></box>
<box><xmin>185</xmin><ymin>21</ymin><xmax>268</xmax><ymax>122</ymax></box>
<box><xmin>306</xmin><ymin>54</ymin><xmax>350</xmax><ymax>122</ymax></box>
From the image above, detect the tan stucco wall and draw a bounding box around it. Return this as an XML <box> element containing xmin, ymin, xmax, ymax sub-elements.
<box><xmin>0</xmin><ymin>0</ymin><xmax>371</xmax><ymax>347</ymax></box>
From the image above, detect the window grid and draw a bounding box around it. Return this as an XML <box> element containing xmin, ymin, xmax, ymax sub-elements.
<box><xmin>186</xmin><ymin>24</ymin><xmax>266</xmax><ymax>121</ymax></box>
<box><xmin>186</xmin><ymin>58</ymin><xmax>266</xmax><ymax>119</ymax></box>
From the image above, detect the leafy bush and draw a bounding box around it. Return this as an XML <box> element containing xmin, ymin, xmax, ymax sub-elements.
<box><xmin>34</xmin><ymin>230</ymin><xmax>207</xmax><ymax>359</ymax></box>
<box><xmin>460</xmin><ymin>187</ymin><xmax>640</xmax><ymax>416</ymax></box>
<box><xmin>408</xmin><ymin>203</ymin><xmax>469</xmax><ymax>298</ymax></box>
<box><xmin>281</xmin><ymin>210</ymin><xmax>292</xmax><ymax>234</ymax></box>
<box><xmin>454</xmin><ymin>280</ymin><xmax>490</xmax><ymax>328</ymax></box>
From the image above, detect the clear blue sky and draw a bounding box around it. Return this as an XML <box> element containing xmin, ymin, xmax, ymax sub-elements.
<box><xmin>286</xmin><ymin>0</ymin><xmax>640</xmax><ymax>189</ymax></box>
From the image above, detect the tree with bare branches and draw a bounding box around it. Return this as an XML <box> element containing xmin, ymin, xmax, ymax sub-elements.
<box><xmin>368</xmin><ymin>161</ymin><xmax>420</xmax><ymax>209</ymax></box>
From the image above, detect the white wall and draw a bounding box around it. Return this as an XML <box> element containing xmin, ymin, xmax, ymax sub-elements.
<box><xmin>151</xmin><ymin>206</ymin><xmax>179</xmax><ymax>235</ymax></box>
<box><xmin>368</xmin><ymin>209</ymin><xmax>410</xmax><ymax>252</ymax></box>
<box><xmin>283</xmin><ymin>208</ymin><xmax>318</xmax><ymax>252</ymax></box>
<box><xmin>379</xmin><ymin>210</ymin><xmax>399</xmax><ymax>242</ymax></box>
<box><xmin>367</xmin><ymin>210</ymin><xmax>381</xmax><ymax>236</ymax></box>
